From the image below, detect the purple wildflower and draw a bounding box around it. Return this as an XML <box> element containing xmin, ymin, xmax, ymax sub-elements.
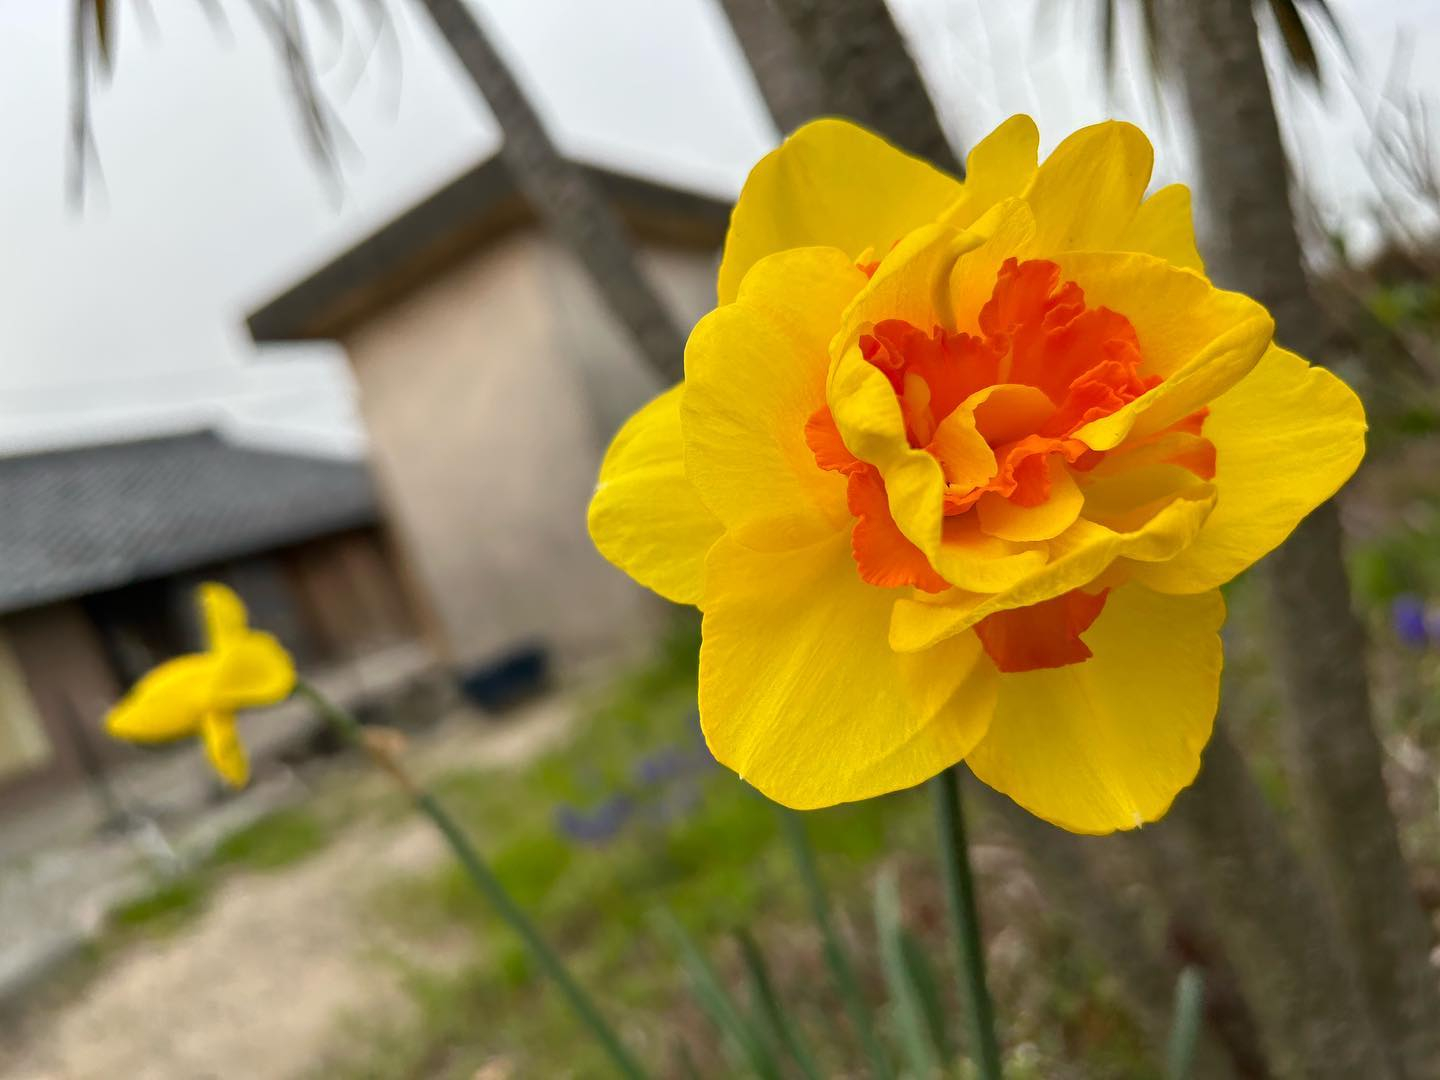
<box><xmin>1393</xmin><ymin>595</ymin><xmax>1430</xmax><ymax>647</ymax></box>
<box><xmin>554</xmin><ymin>793</ymin><xmax>633</xmax><ymax>845</ymax></box>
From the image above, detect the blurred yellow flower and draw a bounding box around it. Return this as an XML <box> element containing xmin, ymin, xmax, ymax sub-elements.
<box><xmin>589</xmin><ymin>116</ymin><xmax>1366</xmax><ymax>832</ymax></box>
<box><xmin>106</xmin><ymin>583</ymin><xmax>296</xmax><ymax>787</ymax></box>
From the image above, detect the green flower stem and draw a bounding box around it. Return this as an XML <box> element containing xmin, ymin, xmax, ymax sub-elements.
<box><xmin>294</xmin><ymin>680</ymin><xmax>647</xmax><ymax>1080</ymax></box>
<box><xmin>1166</xmin><ymin>966</ymin><xmax>1205</xmax><ymax>1080</ymax></box>
<box><xmin>933</xmin><ymin>766</ymin><xmax>1003</xmax><ymax>1080</ymax></box>
<box><xmin>776</xmin><ymin>807</ymin><xmax>893</xmax><ymax>1079</ymax></box>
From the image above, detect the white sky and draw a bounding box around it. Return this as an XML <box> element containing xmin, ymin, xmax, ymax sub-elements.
<box><xmin>0</xmin><ymin>0</ymin><xmax>1435</xmax><ymax>458</ymax></box>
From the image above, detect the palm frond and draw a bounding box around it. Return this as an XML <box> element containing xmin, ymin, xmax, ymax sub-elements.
<box><xmin>244</xmin><ymin>0</ymin><xmax>349</xmax><ymax>194</ymax></box>
<box><xmin>68</xmin><ymin>0</ymin><xmax>106</xmax><ymax>206</ymax></box>
<box><xmin>1099</xmin><ymin>0</ymin><xmax>1117</xmax><ymax>97</ymax></box>
<box><xmin>91</xmin><ymin>0</ymin><xmax>113</xmax><ymax>73</ymax></box>
<box><xmin>195</xmin><ymin>0</ymin><xmax>234</xmax><ymax>42</ymax></box>
<box><xmin>67</xmin><ymin>0</ymin><xmax>398</xmax><ymax>209</ymax></box>
<box><xmin>1268</xmin><ymin>0</ymin><xmax>1321</xmax><ymax>83</ymax></box>
<box><xmin>1083</xmin><ymin>0</ymin><xmax>1350</xmax><ymax>93</ymax></box>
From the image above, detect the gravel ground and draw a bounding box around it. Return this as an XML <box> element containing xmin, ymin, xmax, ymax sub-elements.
<box><xmin>0</xmin><ymin>697</ymin><xmax>572</xmax><ymax>1080</ymax></box>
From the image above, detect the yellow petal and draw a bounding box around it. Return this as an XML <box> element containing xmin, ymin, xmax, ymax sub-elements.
<box><xmin>215</xmin><ymin>632</ymin><xmax>297</xmax><ymax>709</ymax></box>
<box><xmin>1025</xmin><ymin>121</ymin><xmax>1153</xmax><ymax>254</ymax></box>
<box><xmin>966</xmin><ymin>584</ymin><xmax>1225</xmax><ymax>833</ymax></box>
<box><xmin>934</xmin><ymin>516</ymin><xmax>1050</xmax><ymax>593</ymax></box>
<box><xmin>826</xmin><ymin>230</ymin><xmax>1052</xmax><ymax>592</ymax></box>
<box><xmin>838</xmin><ymin>222</ymin><xmax>978</xmax><ymax>346</ymax></box>
<box><xmin>699</xmin><ymin>532</ymin><xmax>995</xmax><ymax>809</ymax></box>
<box><xmin>927</xmin><ymin>468</ymin><xmax>1210</xmax><ymax>600</ymax></box>
<box><xmin>1118</xmin><ymin>184</ymin><xmax>1204</xmax><ymax>272</ymax></box>
<box><xmin>929</xmin><ymin>407</ymin><xmax>997</xmax><ymax>490</ymax></box>
<box><xmin>966</xmin><ymin>383</ymin><xmax>1054</xmax><ymax>445</ymax></box>
<box><xmin>948</xmin><ymin>200</ymin><xmax>1040</xmax><ymax>333</ymax></box>
<box><xmin>827</xmin><ymin>338</ymin><xmax>1045</xmax><ymax>592</ymax></box>
<box><xmin>1081</xmin><ymin>463</ymin><xmax>1213</xmax><ymax>533</ymax></box>
<box><xmin>105</xmin><ymin>654</ymin><xmax>218</xmax><ymax>743</ymax></box>
<box><xmin>944</xmin><ymin>115</ymin><xmax>1041</xmax><ymax>229</ymax></box>
<box><xmin>1049</xmin><ymin>252</ymin><xmax>1274</xmax><ymax>450</ymax></box>
<box><xmin>1133</xmin><ymin>346</ymin><xmax>1367</xmax><ymax>593</ymax></box>
<box><xmin>976</xmin><ymin>459</ymin><xmax>1084</xmax><ymax>542</ymax></box>
<box><xmin>718</xmin><ymin>119</ymin><xmax>963</xmax><ymax>304</ymax></box>
<box><xmin>588</xmin><ymin>385</ymin><xmax>723</xmax><ymax>605</ymax></box>
<box><xmin>201</xmin><ymin>712</ymin><xmax>250</xmax><ymax>788</ymax></box>
<box><xmin>684</xmin><ymin>247</ymin><xmax>863</xmax><ymax>550</ymax></box>
<box><xmin>198</xmin><ymin>582</ymin><xmax>248</xmax><ymax>651</ymax></box>
<box><xmin>1082</xmin><ymin>430</ymin><xmax>1215</xmax><ymax>479</ymax></box>
<box><xmin>891</xmin><ymin>487</ymin><xmax>1216</xmax><ymax>652</ymax></box>
<box><xmin>1054</xmin><ymin>251</ymin><xmax>1271</xmax><ymax>380</ymax></box>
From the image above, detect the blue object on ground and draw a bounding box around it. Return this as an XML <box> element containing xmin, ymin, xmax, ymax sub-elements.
<box><xmin>457</xmin><ymin>644</ymin><xmax>551</xmax><ymax>710</ymax></box>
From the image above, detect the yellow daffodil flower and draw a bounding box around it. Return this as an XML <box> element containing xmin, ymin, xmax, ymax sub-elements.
<box><xmin>588</xmin><ymin>116</ymin><xmax>1366</xmax><ymax>833</ymax></box>
<box><xmin>106</xmin><ymin>583</ymin><xmax>297</xmax><ymax>787</ymax></box>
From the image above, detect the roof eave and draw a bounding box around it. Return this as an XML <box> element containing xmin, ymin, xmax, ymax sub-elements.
<box><xmin>246</xmin><ymin>159</ymin><xmax>732</xmax><ymax>344</ymax></box>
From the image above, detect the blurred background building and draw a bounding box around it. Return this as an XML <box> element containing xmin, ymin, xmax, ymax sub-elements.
<box><xmin>246</xmin><ymin>157</ymin><xmax>729</xmax><ymax>674</ymax></box>
<box><xmin>0</xmin><ymin>430</ymin><xmax>412</xmax><ymax>809</ymax></box>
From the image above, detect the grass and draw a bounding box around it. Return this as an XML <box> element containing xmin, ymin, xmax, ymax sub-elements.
<box><xmin>109</xmin><ymin>877</ymin><xmax>210</xmax><ymax>937</ymax></box>
<box><xmin>208</xmin><ymin>806</ymin><xmax>332</xmax><ymax>873</ymax></box>
<box><xmin>102</xmin><ymin>805</ymin><xmax>336</xmax><ymax>942</ymax></box>
<box><xmin>315</xmin><ymin>615</ymin><xmax>1152</xmax><ymax>1079</ymax></box>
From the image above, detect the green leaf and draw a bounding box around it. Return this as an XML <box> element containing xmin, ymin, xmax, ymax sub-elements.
<box><xmin>899</xmin><ymin>929</ymin><xmax>950</xmax><ymax>1063</ymax></box>
<box><xmin>655</xmin><ymin>910</ymin><xmax>783</xmax><ymax>1080</ymax></box>
<box><xmin>875</xmin><ymin>868</ymin><xmax>943</xmax><ymax>1079</ymax></box>
<box><xmin>777</xmin><ymin>807</ymin><xmax>894</xmax><ymax>1079</ymax></box>
<box><xmin>736</xmin><ymin>929</ymin><xmax>823</xmax><ymax>1080</ymax></box>
<box><xmin>1166</xmin><ymin>965</ymin><xmax>1206</xmax><ymax>1080</ymax></box>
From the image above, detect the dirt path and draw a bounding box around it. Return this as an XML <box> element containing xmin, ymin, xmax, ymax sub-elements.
<box><xmin>0</xmin><ymin>700</ymin><xmax>572</xmax><ymax>1080</ymax></box>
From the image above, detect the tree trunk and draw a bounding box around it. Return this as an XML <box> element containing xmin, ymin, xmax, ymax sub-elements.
<box><xmin>1162</xmin><ymin>727</ymin><xmax>1390</xmax><ymax>1078</ymax></box>
<box><xmin>1159</xmin><ymin>1</ymin><xmax>1440</xmax><ymax>1074</ymax></box>
<box><xmin>413</xmin><ymin>0</ymin><xmax>689</xmax><ymax>383</ymax></box>
<box><xmin>716</xmin><ymin>0</ymin><xmax>827</xmax><ymax>135</ymax></box>
<box><xmin>767</xmin><ymin>0</ymin><xmax>961</xmax><ymax>173</ymax></box>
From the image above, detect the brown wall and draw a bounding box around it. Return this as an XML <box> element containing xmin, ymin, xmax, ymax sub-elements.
<box><xmin>341</xmin><ymin>229</ymin><xmax>717</xmax><ymax>670</ymax></box>
<box><xmin>281</xmin><ymin>528</ymin><xmax>416</xmax><ymax>662</ymax></box>
<box><xmin>0</xmin><ymin>626</ymin><xmax>50</xmax><ymax>781</ymax></box>
<box><xmin>0</xmin><ymin>601</ymin><xmax>124</xmax><ymax>807</ymax></box>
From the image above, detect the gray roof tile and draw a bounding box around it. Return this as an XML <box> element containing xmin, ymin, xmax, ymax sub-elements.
<box><xmin>0</xmin><ymin>431</ymin><xmax>377</xmax><ymax>614</ymax></box>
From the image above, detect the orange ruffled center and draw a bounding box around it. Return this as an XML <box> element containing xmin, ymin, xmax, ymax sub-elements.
<box><xmin>806</xmin><ymin>257</ymin><xmax>1215</xmax><ymax>673</ymax></box>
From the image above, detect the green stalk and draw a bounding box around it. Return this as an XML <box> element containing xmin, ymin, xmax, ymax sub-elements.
<box><xmin>776</xmin><ymin>807</ymin><xmax>893</xmax><ymax>1079</ymax></box>
<box><xmin>933</xmin><ymin>767</ymin><xmax>1003</xmax><ymax>1079</ymax></box>
<box><xmin>874</xmin><ymin>868</ymin><xmax>943</xmax><ymax>1079</ymax></box>
<box><xmin>736</xmin><ymin>929</ymin><xmax>823</xmax><ymax>1080</ymax></box>
<box><xmin>1166</xmin><ymin>966</ymin><xmax>1205</xmax><ymax>1080</ymax></box>
<box><xmin>294</xmin><ymin>680</ymin><xmax>647</xmax><ymax>1080</ymax></box>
